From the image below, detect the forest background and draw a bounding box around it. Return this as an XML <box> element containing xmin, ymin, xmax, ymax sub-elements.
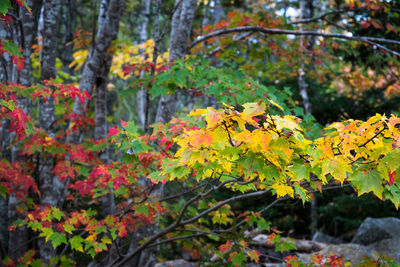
<box><xmin>1</xmin><ymin>0</ymin><xmax>400</xmax><ymax>266</ymax></box>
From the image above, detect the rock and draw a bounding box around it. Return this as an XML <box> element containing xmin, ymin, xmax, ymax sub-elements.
<box><xmin>154</xmin><ymin>259</ymin><xmax>195</xmax><ymax>267</ymax></box>
<box><xmin>351</xmin><ymin>217</ymin><xmax>400</xmax><ymax>245</ymax></box>
<box><xmin>312</xmin><ymin>231</ymin><xmax>342</xmax><ymax>244</ymax></box>
<box><xmin>297</xmin><ymin>244</ymin><xmax>378</xmax><ymax>266</ymax></box>
<box><xmin>368</xmin><ymin>237</ymin><xmax>400</xmax><ymax>263</ymax></box>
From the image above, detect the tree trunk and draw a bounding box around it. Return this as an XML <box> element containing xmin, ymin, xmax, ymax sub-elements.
<box><xmin>37</xmin><ymin>0</ymin><xmax>62</xmax><ymax>261</ymax></box>
<box><xmin>67</xmin><ymin>0</ymin><xmax>124</xmax><ymax>144</ymax></box>
<box><xmin>7</xmin><ymin>0</ymin><xmax>41</xmax><ymax>261</ymax></box>
<box><xmin>154</xmin><ymin>0</ymin><xmax>198</xmax><ymax>124</ymax></box>
<box><xmin>298</xmin><ymin>0</ymin><xmax>316</xmax><ymax>237</ymax></box>
<box><xmin>136</xmin><ymin>0</ymin><xmax>152</xmax><ymax>131</ymax></box>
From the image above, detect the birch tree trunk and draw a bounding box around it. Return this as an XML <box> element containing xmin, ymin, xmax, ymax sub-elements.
<box><xmin>154</xmin><ymin>0</ymin><xmax>198</xmax><ymax>124</ymax></box>
<box><xmin>7</xmin><ymin>1</ymin><xmax>40</xmax><ymax>261</ymax></box>
<box><xmin>136</xmin><ymin>0</ymin><xmax>151</xmax><ymax>131</ymax></box>
<box><xmin>298</xmin><ymin>0</ymin><xmax>317</xmax><ymax>237</ymax></box>
<box><xmin>298</xmin><ymin>0</ymin><xmax>313</xmax><ymax>115</ymax></box>
<box><xmin>67</xmin><ymin>0</ymin><xmax>124</xmax><ymax>144</ymax></box>
<box><xmin>37</xmin><ymin>0</ymin><xmax>62</xmax><ymax>262</ymax></box>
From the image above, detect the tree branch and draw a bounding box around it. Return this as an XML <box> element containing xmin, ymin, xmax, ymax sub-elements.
<box><xmin>189</xmin><ymin>26</ymin><xmax>400</xmax><ymax>57</ymax></box>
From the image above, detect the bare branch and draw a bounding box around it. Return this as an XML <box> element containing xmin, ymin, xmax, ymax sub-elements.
<box><xmin>289</xmin><ymin>9</ymin><xmax>350</xmax><ymax>25</ymax></box>
<box><xmin>189</xmin><ymin>26</ymin><xmax>400</xmax><ymax>57</ymax></box>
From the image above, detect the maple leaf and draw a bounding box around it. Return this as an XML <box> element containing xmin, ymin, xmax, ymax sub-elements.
<box><xmin>349</xmin><ymin>169</ymin><xmax>383</xmax><ymax>199</ymax></box>
<box><xmin>389</xmin><ymin>170</ymin><xmax>397</xmax><ymax>186</ymax></box>
<box><xmin>241</xmin><ymin>102</ymin><xmax>266</xmax><ymax>123</ymax></box>
<box><xmin>247</xmin><ymin>249</ymin><xmax>261</xmax><ymax>263</ymax></box>
<box><xmin>53</xmin><ymin>160</ymin><xmax>75</xmax><ymax>181</ymax></box>
<box><xmin>271</xmin><ymin>183</ymin><xmax>294</xmax><ymax>198</ymax></box>
<box><xmin>70</xmin><ymin>235</ymin><xmax>85</xmax><ymax>252</ymax></box>
<box><xmin>218</xmin><ymin>240</ymin><xmax>232</xmax><ymax>253</ymax></box>
<box><xmin>321</xmin><ymin>157</ymin><xmax>352</xmax><ymax>184</ymax></box>
<box><xmin>107</xmin><ymin>126</ymin><xmax>120</xmax><ymax>138</ymax></box>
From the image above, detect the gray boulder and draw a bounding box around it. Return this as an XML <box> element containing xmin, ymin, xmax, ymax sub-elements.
<box><xmin>312</xmin><ymin>231</ymin><xmax>343</xmax><ymax>244</ymax></box>
<box><xmin>351</xmin><ymin>217</ymin><xmax>400</xmax><ymax>245</ymax></box>
<box><xmin>154</xmin><ymin>259</ymin><xmax>195</xmax><ymax>267</ymax></box>
<box><xmin>368</xmin><ymin>237</ymin><xmax>400</xmax><ymax>263</ymax></box>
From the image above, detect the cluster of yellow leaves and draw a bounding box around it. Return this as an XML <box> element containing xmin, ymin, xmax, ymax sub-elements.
<box><xmin>166</xmin><ymin>101</ymin><xmax>400</xmax><ymax>207</ymax></box>
<box><xmin>69</xmin><ymin>40</ymin><xmax>169</xmax><ymax>79</ymax></box>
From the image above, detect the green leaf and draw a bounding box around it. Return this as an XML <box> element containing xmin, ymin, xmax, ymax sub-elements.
<box><xmin>40</xmin><ymin>227</ymin><xmax>54</xmax><ymax>242</ymax></box>
<box><xmin>232</xmin><ymin>251</ymin><xmax>246</xmax><ymax>266</ymax></box>
<box><xmin>49</xmin><ymin>232</ymin><xmax>67</xmax><ymax>248</ymax></box>
<box><xmin>289</xmin><ymin>162</ymin><xmax>310</xmax><ymax>182</ymax></box>
<box><xmin>51</xmin><ymin>207</ymin><xmax>64</xmax><ymax>221</ymax></box>
<box><xmin>2</xmin><ymin>40</ymin><xmax>23</xmax><ymax>57</ymax></box>
<box><xmin>383</xmin><ymin>151</ymin><xmax>400</xmax><ymax>172</ymax></box>
<box><xmin>135</xmin><ymin>204</ymin><xmax>148</xmax><ymax>216</ymax></box>
<box><xmin>123</xmin><ymin>121</ymin><xmax>138</xmax><ymax>135</ymax></box>
<box><xmin>282</xmin><ymin>238</ymin><xmax>297</xmax><ymax>251</ymax></box>
<box><xmin>349</xmin><ymin>169</ymin><xmax>383</xmax><ymax>199</ymax></box>
<box><xmin>63</xmin><ymin>224</ymin><xmax>75</xmax><ymax>234</ymax></box>
<box><xmin>0</xmin><ymin>1</ymin><xmax>11</xmax><ymax>15</ymax></box>
<box><xmin>70</xmin><ymin>235</ymin><xmax>85</xmax><ymax>252</ymax></box>
<box><xmin>0</xmin><ymin>99</ymin><xmax>16</xmax><ymax>111</ymax></box>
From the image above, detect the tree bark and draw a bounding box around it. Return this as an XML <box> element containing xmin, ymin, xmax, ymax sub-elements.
<box><xmin>136</xmin><ymin>0</ymin><xmax>151</xmax><ymax>131</ymax></box>
<box><xmin>298</xmin><ymin>0</ymin><xmax>317</xmax><ymax>237</ymax></box>
<box><xmin>67</xmin><ymin>0</ymin><xmax>124</xmax><ymax>144</ymax></box>
<box><xmin>37</xmin><ymin>0</ymin><xmax>62</xmax><ymax>261</ymax></box>
<box><xmin>154</xmin><ymin>0</ymin><xmax>198</xmax><ymax>124</ymax></box>
<box><xmin>7</xmin><ymin>1</ymin><xmax>40</xmax><ymax>261</ymax></box>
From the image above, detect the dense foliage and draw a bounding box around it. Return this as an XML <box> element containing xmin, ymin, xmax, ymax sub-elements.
<box><xmin>0</xmin><ymin>0</ymin><xmax>400</xmax><ymax>266</ymax></box>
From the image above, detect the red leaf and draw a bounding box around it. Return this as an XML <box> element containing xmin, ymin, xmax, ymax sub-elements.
<box><xmin>218</xmin><ymin>240</ymin><xmax>232</xmax><ymax>253</ymax></box>
<box><xmin>389</xmin><ymin>170</ymin><xmax>397</xmax><ymax>186</ymax></box>
<box><xmin>53</xmin><ymin>160</ymin><xmax>75</xmax><ymax>181</ymax></box>
<box><xmin>121</xmin><ymin>120</ymin><xmax>128</xmax><ymax>128</ymax></box>
<box><xmin>361</xmin><ymin>20</ymin><xmax>370</xmax><ymax>29</ymax></box>
<box><xmin>12</xmin><ymin>56</ymin><xmax>25</xmax><ymax>72</ymax></box>
<box><xmin>107</xmin><ymin>126</ymin><xmax>119</xmax><ymax>138</ymax></box>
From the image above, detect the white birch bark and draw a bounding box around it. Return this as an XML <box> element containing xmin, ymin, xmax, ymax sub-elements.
<box><xmin>154</xmin><ymin>0</ymin><xmax>198</xmax><ymax>124</ymax></box>
<box><xmin>136</xmin><ymin>0</ymin><xmax>151</xmax><ymax>131</ymax></box>
<box><xmin>298</xmin><ymin>0</ymin><xmax>317</xmax><ymax>236</ymax></box>
<box><xmin>7</xmin><ymin>0</ymin><xmax>39</xmax><ymax>261</ymax></box>
<box><xmin>67</xmin><ymin>0</ymin><xmax>125</xmax><ymax>144</ymax></box>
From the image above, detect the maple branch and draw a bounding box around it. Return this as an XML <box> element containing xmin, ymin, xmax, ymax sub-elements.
<box><xmin>358</xmin><ymin>126</ymin><xmax>387</xmax><ymax>148</ymax></box>
<box><xmin>189</xmin><ymin>26</ymin><xmax>400</xmax><ymax>56</ymax></box>
<box><xmin>111</xmin><ymin>188</ymin><xmax>271</xmax><ymax>267</ymax></box>
<box><xmin>223</xmin><ymin>121</ymin><xmax>239</xmax><ymax>147</ymax></box>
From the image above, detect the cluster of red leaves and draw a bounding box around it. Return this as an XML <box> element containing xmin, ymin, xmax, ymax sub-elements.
<box><xmin>0</xmin><ymin>41</ymin><xmax>25</xmax><ymax>72</ymax></box>
<box><xmin>0</xmin><ymin>161</ymin><xmax>39</xmax><ymax>200</ymax></box>
<box><xmin>122</xmin><ymin>61</ymin><xmax>171</xmax><ymax>77</ymax></box>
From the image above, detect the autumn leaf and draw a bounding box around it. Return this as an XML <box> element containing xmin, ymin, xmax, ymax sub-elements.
<box><xmin>218</xmin><ymin>240</ymin><xmax>232</xmax><ymax>253</ymax></box>
<box><xmin>107</xmin><ymin>126</ymin><xmax>120</xmax><ymax>138</ymax></box>
<box><xmin>247</xmin><ymin>249</ymin><xmax>261</xmax><ymax>263</ymax></box>
<box><xmin>241</xmin><ymin>102</ymin><xmax>266</xmax><ymax>123</ymax></box>
<box><xmin>271</xmin><ymin>182</ymin><xmax>294</xmax><ymax>198</ymax></box>
<box><xmin>70</xmin><ymin>235</ymin><xmax>85</xmax><ymax>252</ymax></box>
<box><xmin>349</xmin><ymin>169</ymin><xmax>383</xmax><ymax>199</ymax></box>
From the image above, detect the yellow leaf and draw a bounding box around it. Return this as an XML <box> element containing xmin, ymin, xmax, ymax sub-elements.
<box><xmin>271</xmin><ymin>183</ymin><xmax>294</xmax><ymax>198</ymax></box>
<box><xmin>241</xmin><ymin>102</ymin><xmax>266</xmax><ymax>123</ymax></box>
